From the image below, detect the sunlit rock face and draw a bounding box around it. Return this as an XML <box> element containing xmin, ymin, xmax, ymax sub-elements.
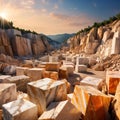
<box><xmin>38</xmin><ymin>100</ymin><xmax>82</xmax><ymax>120</ymax></box>
<box><xmin>2</xmin><ymin>99</ymin><xmax>38</xmax><ymax>120</ymax></box>
<box><xmin>0</xmin><ymin>29</ymin><xmax>13</xmax><ymax>56</ymax></box>
<box><xmin>27</xmin><ymin>78</ymin><xmax>67</xmax><ymax>115</ymax></box>
<box><xmin>10</xmin><ymin>36</ymin><xmax>32</xmax><ymax>56</ymax></box>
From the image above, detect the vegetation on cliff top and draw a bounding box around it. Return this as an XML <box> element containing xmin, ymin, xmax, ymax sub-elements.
<box><xmin>76</xmin><ymin>13</ymin><xmax>120</xmax><ymax>35</ymax></box>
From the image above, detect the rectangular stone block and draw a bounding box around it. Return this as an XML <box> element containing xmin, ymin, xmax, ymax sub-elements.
<box><xmin>0</xmin><ymin>75</ymin><xmax>11</xmax><ymax>83</ymax></box>
<box><xmin>38</xmin><ymin>100</ymin><xmax>81</xmax><ymax>120</ymax></box>
<box><xmin>67</xmin><ymin>93</ymin><xmax>73</xmax><ymax>101</ymax></box>
<box><xmin>75</xmin><ymin>64</ymin><xmax>87</xmax><ymax>72</ymax></box>
<box><xmin>80</xmin><ymin>76</ymin><xmax>105</xmax><ymax>91</ymax></box>
<box><xmin>45</xmin><ymin>62</ymin><xmax>60</xmax><ymax>72</ymax></box>
<box><xmin>16</xmin><ymin>67</ymin><xmax>29</xmax><ymax>76</ymax></box>
<box><xmin>71</xmin><ymin>85</ymin><xmax>112</xmax><ymax>120</ymax></box>
<box><xmin>26</xmin><ymin>68</ymin><xmax>44</xmax><ymax>81</ymax></box>
<box><xmin>27</xmin><ymin>78</ymin><xmax>67</xmax><ymax>115</ymax></box>
<box><xmin>0</xmin><ymin>84</ymin><xmax>17</xmax><ymax>108</ymax></box>
<box><xmin>59</xmin><ymin>66</ymin><xmax>68</xmax><ymax>79</ymax></box>
<box><xmin>2</xmin><ymin>99</ymin><xmax>38</xmax><ymax>120</ymax></box>
<box><xmin>43</xmin><ymin>71</ymin><xmax>58</xmax><ymax>80</ymax></box>
<box><xmin>49</xmin><ymin>56</ymin><xmax>58</xmax><ymax>62</ymax></box>
<box><xmin>112</xmin><ymin>82</ymin><xmax>120</xmax><ymax>119</ymax></box>
<box><xmin>106</xmin><ymin>71</ymin><xmax>120</xmax><ymax>94</ymax></box>
<box><xmin>6</xmin><ymin>75</ymin><xmax>30</xmax><ymax>92</ymax></box>
<box><xmin>61</xmin><ymin>65</ymin><xmax>74</xmax><ymax>75</ymax></box>
<box><xmin>76</xmin><ymin>57</ymin><xmax>89</xmax><ymax>65</ymax></box>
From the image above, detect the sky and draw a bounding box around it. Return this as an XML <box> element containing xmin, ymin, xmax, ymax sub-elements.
<box><xmin>0</xmin><ymin>0</ymin><xmax>120</xmax><ymax>35</ymax></box>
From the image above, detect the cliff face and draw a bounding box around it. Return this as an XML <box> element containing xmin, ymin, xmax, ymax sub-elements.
<box><xmin>0</xmin><ymin>29</ymin><xmax>54</xmax><ymax>57</ymax></box>
<box><xmin>68</xmin><ymin>20</ymin><xmax>120</xmax><ymax>58</ymax></box>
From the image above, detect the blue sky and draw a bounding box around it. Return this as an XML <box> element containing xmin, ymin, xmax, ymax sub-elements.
<box><xmin>0</xmin><ymin>0</ymin><xmax>120</xmax><ymax>34</ymax></box>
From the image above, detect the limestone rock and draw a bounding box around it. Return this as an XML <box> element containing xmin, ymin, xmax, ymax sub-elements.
<box><xmin>80</xmin><ymin>76</ymin><xmax>105</xmax><ymax>91</ymax></box>
<box><xmin>102</xmin><ymin>29</ymin><xmax>111</xmax><ymax>42</ymax></box>
<box><xmin>76</xmin><ymin>57</ymin><xmax>89</xmax><ymax>65</ymax></box>
<box><xmin>72</xmin><ymin>85</ymin><xmax>112</xmax><ymax>120</ymax></box>
<box><xmin>106</xmin><ymin>71</ymin><xmax>120</xmax><ymax>94</ymax></box>
<box><xmin>75</xmin><ymin>64</ymin><xmax>87</xmax><ymax>72</ymax></box>
<box><xmin>43</xmin><ymin>71</ymin><xmax>58</xmax><ymax>80</ymax></box>
<box><xmin>27</xmin><ymin>78</ymin><xmax>67</xmax><ymax>115</ymax></box>
<box><xmin>6</xmin><ymin>29</ymin><xmax>22</xmax><ymax>37</ymax></box>
<box><xmin>0</xmin><ymin>75</ymin><xmax>11</xmax><ymax>83</ymax></box>
<box><xmin>3</xmin><ymin>65</ymin><xmax>16</xmax><ymax>75</ymax></box>
<box><xmin>0</xmin><ymin>84</ymin><xmax>17</xmax><ymax>108</ymax></box>
<box><xmin>6</xmin><ymin>75</ymin><xmax>30</xmax><ymax>92</ymax></box>
<box><xmin>49</xmin><ymin>56</ymin><xmax>59</xmax><ymax>62</ymax></box>
<box><xmin>38</xmin><ymin>100</ymin><xmax>81</xmax><ymax>120</ymax></box>
<box><xmin>26</xmin><ymin>68</ymin><xmax>44</xmax><ymax>81</ymax></box>
<box><xmin>97</xmin><ymin>26</ymin><xmax>104</xmax><ymax>40</ymax></box>
<box><xmin>2</xmin><ymin>99</ymin><xmax>38</xmax><ymax>120</ymax></box>
<box><xmin>16</xmin><ymin>67</ymin><xmax>29</xmax><ymax>76</ymax></box>
<box><xmin>11</xmin><ymin>36</ymin><xmax>32</xmax><ymax>56</ymax></box>
<box><xmin>45</xmin><ymin>62</ymin><xmax>60</xmax><ymax>72</ymax></box>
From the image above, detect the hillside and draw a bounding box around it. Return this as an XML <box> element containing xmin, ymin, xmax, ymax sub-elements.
<box><xmin>48</xmin><ymin>33</ymin><xmax>75</xmax><ymax>43</ymax></box>
<box><xmin>67</xmin><ymin>13</ymin><xmax>120</xmax><ymax>59</ymax></box>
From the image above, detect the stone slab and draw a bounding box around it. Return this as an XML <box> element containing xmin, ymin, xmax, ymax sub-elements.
<box><xmin>75</xmin><ymin>64</ymin><xmax>87</xmax><ymax>72</ymax></box>
<box><xmin>27</xmin><ymin>78</ymin><xmax>67</xmax><ymax>115</ymax></box>
<box><xmin>106</xmin><ymin>71</ymin><xmax>120</xmax><ymax>94</ymax></box>
<box><xmin>16</xmin><ymin>67</ymin><xmax>29</xmax><ymax>76</ymax></box>
<box><xmin>38</xmin><ymin>100</ymin><xmax>81</xmax><ymax>120</ymax></box>
<box><xmin>0</xmin><ymin>84</ymin><xmax>17</xmax><ymax>108</ymax></box>
<box><xmin>0</xmin><ymin>75</ymin><xmax>11</xmax><ymax>83</ymax></box>
<box><xmin>6</xmin><ymin>75</ymin><xmax>30</xmax><ymax>92</ymax></box>
<box><xmin>80</xmin><ymin>76</ymin><xmax>105</xmax><ymax>91</ymax></box>
<box><xmin>45</xmin><ymin>62</ymin><xmax>60</xmax><ymax>72</ymax></box>
<box><xmin>2</xmin><ymin>99</ymin><xmax>38</xmax><ymax>120</ymax></box>
<box><xmin>71</xmin><ymin>85</ymin><xmax>112</xmax><ymax>120</ymax></box>
<box><xmin>26</xmin><ymin>68</ymin><xmax>45</xmax><ymax>81</ymax></box>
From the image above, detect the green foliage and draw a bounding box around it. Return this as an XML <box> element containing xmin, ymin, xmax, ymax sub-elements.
<box><xmin>76</xmin><ymin>13</ymin><xmax>120</xmax><ymax>35</ymax></box>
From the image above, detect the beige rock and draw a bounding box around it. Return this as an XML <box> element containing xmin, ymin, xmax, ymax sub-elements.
<box><xmin>38</xmin><ymin>100</ymin><xmax>81</xmax><ymax>120</ymax></box>
<box><xmin>17</xmin><ymin>91</ymin><xmax>30</xmax><ymax>101</ymax></box>
<box><xmin>0</xmin><ymin>75</ymin><xmax>11</xmax><ymax>83</ymax></box>
<box><xmin>26</xmin><ymin>68</ymin><xmax>44</xmax><ymax>81</ymax></box>
<box><xmin>16</xmin><ymin>67</ymin><xmax>29</xmax><ymax>76</ymax></box>
<box><xmin>6</xmin><ymin>75</ymin><xmax>30</xmax><ymax>92</ymax></box>
<box><xmin>49</xmin><ymin>56</ymin><xmax>59</xmax><ymax>62</ymax></box>
<box><xmin>46</xmin><ymin>62</ymin><xmax>60</xmax><ymax>72</ymax></box>
<box><xmin>61</xmin><ymin>65</ymin><xmax>74</xmax><ymax>75</ymax></box>
<box><xmin>59</xmin><ymin>66</ymin><xmax>68</xmax><ymax>79</ymax></box>
<box><xmin>102</xmin><ymin>29</ymin><xmax>111</xmax><ymax>42</ymax></box>
<box><xmin>67</xmin><ymin>93</ymin><xmax>73</xmax><ymax>101</ymax></box>
<box><xmin>71</xmin><ymin>85</ymin><xmax>112</xmax><ymax>120</ymax></box>
<box><xmin>43</xmin><ymin>71</ymin><xmax>58</xmax><ymax>80</ymax></box>
<box><xmin>75</xmin><ymin>64</ymin><xmax>87</xmax><ymax>72</ymax></box>
<box><xmin>106</xmin><ymin>71</ymin><xmax>120</xmax><ymax>94</ymax></box>
<box><xmin>80</xmin><ymin>76</ymin><xmax>105</xmax><ymax>91</ymax></box>
<box><xmin>27</xmin><ymin>78</ymin><xmax>67</xmax><ymax>115</ymax></box>
<box><xmin>112</xmin><ymin>82</ymin><xmax>120</xmax><ymax>119</ymax></box>
<box><xmin>0</xmin><ymin>83</ymin><xmax>17</xmax><ymax>108</ymax></box>
<box><xmin>2</xmin><ymin>99</ymin><xmax>38</xmax><ymax>120</ymax></box>
<box><xmin>97</xmin><ymin>26</ymin><xmax>104</xmax><ymax>40</ymax></box>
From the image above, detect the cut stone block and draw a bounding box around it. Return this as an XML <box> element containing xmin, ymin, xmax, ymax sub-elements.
<box><xmin>38</xmin><ymin>100</ymin><xmax>81</xmax><ymax>120</ymax></box>
<box><xmin>106</xmin><ymin>71</ymin><xmax>120</xmax><ymax>94</ymax></box>
<box><xmin>59</xmin><ymin>66</ymin><xmax>68</xmax><ymax>79</ymax></box>
<box><xmin>0</xmin><ymin>84</ymin><xmax>17</xmax><ymax>108</ymax></box>
<box><xmin>16</xmin><ymin>67</ymin><xmax>29</xmax><ymax>76</ymax></box>
<box><xmin>45</xmin><ymin>62</ymin><xmax>60</xmax><ymax>72</ymax></box>
<box><xmin>0</xmin><ymin>75</ymin><xmax>11</xmax><ymax>83</ymax></box>
<box><xmin>49</xmin><ymin>56</ymin><xmax>58</xmax><ymax>62</ymax></box>
<box><xmin>2</xmin><ymin>99</ymin><xmax>38</xmax><ymax>120</ymax></box>
<box><xmin>6</xmin><ymin>75</ymin><xmax>30</xmax><ymax>92</ymax></box>
<box><xmin>0</xmin><ymin>109</ymin><xmax>2</xmax><ymax>120</ymax></box>
<box><xmin>80</xmin><ymin>76</ymin><xmax>105</xmax><ymax>91</ymax></box>
<box><xmin>26</xmin><ymin>68</ymin><xmax>45</xmax><ymax>81</ymax></box>
<box><xmin>112</xmin><ymin>82</ymin><xmax>120</xmax><ymax>119</ymax></box>
<box><xmin>76</xmin><ymin>57</ymin><xmax>89</xmax><ymax>65</ymax></box>
<box><xmin>67</xmin><ymin>93</ymin><xmax>73</xmax><ymax>101</ymax></box>
<box><xmin>61</xmin><ymin>65</ymin><xmax>74</xmax><ymax>75</ymax></box>
<box><xmin>43</xmin><ymin>71</ymin><xmax>58</xmax><ymax>80</ymax></box>
<box><xmin>27</xmin><ymin>78</ymin><xmax>67</xmax><ymax>115</ymax></box>
<box><xmin>75</xmin><ymin>64</ymin><xmax>87</xmax><ymax>72</ymax></box>
<box><xmin>71</xmin><ymin>85</ymin><xmax>112</xmax><ymax>120</ymax></box>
